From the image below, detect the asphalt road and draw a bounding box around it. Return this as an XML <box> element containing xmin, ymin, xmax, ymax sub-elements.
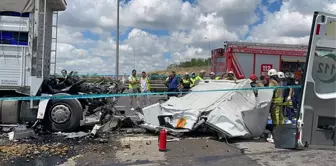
<box><xmin>1</xmin><ymin>95</ymin><xmax>335</xmax><ymax>166</ymax></box>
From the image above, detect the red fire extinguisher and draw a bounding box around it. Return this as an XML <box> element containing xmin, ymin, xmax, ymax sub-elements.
<box><xmin>158</xmin><ymin>128</ymin><xmax>167</xmax><ymax>151</ymax></box>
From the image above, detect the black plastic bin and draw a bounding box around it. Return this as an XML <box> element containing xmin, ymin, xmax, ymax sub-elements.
<box><xmin>273</xmin><ymin>124</ymin><xmax>298</xmax><ymax>149</ymax></box>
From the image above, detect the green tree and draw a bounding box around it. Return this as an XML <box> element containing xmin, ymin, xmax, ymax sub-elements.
<box><xmin>167</xmin><ymin>58</ymin><xmax>211</xmax><ymax>69</ymax></box>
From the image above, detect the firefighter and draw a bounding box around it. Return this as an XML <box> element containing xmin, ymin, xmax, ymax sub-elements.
<box><xmin>259</xmin><ymin>75</ymin><xmax>268</xmax><ymax>86</ymax></box>
<box><xmin>210</xmin><ymin>72</ymin><xmax>220</xmax><ymax>80</ymax></box>
<box><xmin>268</xmin><ymin>69</ymin><xmax>285</xmax><ymax>126</ymax></box>
<box><xmin>180</xmin><ymin>72</ymin><xmax>192</xmax><ymax>92</ymax></box>
<box><xmin>249</xmin><ymin>74</ymin><xmax>264</xmax><ymax>97</ymax></box>
<box><xmin>265</xmin><ymin>69</ymin><xmax>285</xmax><ymax>143</ymax></box>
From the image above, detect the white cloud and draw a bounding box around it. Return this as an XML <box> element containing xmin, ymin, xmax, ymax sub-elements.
<box><xmin>53</xmin><ymin>0</ymin><xmax>336</xmax><ymax>75</ymax></box>
<box><xmin>247</xmin><ymin>0</ymin><xmax>336</xmax><ymax>44</ymax></box>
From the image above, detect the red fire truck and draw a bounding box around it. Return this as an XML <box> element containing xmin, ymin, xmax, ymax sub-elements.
<box><xmin>211</xmin><ymin>41</ymin><xmax>308</xmax><ymax>79</ymax></box>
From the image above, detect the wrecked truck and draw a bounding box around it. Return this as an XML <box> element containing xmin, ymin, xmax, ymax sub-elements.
<box><xmin>137</xmin><ymin>79</ymin><xmax>274</xmax><ymax>139</ymax></box>
<box><xmin>0</xmin><ymin>0</ymin><xmax>126</xmax><ymax>132</ymax></box>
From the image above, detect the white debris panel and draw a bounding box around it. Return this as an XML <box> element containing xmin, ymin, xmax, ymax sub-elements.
<box><xmin>139</xmin><ymin>79</ymin><xmax>274</xmax><ymax>139</ymax></box>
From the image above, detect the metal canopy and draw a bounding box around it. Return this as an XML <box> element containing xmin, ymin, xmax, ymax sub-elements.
<box><xmin>0</xmin><ymin>0</ymin><xmax>67</xmax><ymax>13</ymax></box>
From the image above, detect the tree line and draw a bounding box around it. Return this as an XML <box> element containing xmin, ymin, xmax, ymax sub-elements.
<box><xmin>167</xmin><ymin>58</ymin><xmax>211</xmax><ymax>69</ymax></box>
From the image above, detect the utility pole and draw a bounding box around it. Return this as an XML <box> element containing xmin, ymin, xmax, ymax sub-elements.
<box><xmin>115</xmin><ymin>0</ymin><xmax>120</xmax><ymax>78</ymax></box>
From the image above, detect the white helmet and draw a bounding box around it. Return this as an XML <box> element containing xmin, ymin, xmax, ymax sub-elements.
<box><xmin>210</xmin><ymin>72</ymin><xmax>215</xmax><ymax>75</ymax></box>
<box><xmin>268</xmin><ymin>69</ymin><xmax>277</xmax><ymax>76</ymax></box>
<box><xmin>278</xmin><ymin>72</ymin><xmax>285</xmax><ymax>79</ymax></box>
<box><xmin>285</xmin><ymin>72</ymin><xmax>294</xmax><ymax>78</ymax></box>
<box><xmin>228</xmin><ymin>71</ymin><xmax>234</xmax><ymax>74</ymax></box>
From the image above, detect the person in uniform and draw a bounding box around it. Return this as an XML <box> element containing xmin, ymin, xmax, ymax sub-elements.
<box><xmin>278</xmin><ymin>71</ymin><xmax>295</xmax><ymax>123</ymax></box>
<box><xmin>180</xmin><ymin>72</ymin><xmax>192</xmax><ymax>92</ymax></box>
<box><xmin>128</xmin><ymin>69</ymin><xmax>140</xmax><ymax>110</ymax></box>
<box><xmin>266</xmin><ymin>69</ymin><xmax>285</xmax><ymax>143</ymax></box>
<box><xmin>249</xmin><ymin>74</ymin><xmax>264</xmax><ymax>97</ymax></box>
<box><xmin>190</xmin><ymin>72</ymin><xmax>196</xmax><ymax>87</ymax></box>
<box><xmin>193</xmin><ymin>70</ymin><xmax>206</xmax><ymax>86</ymax></box>
<box><xmin>224</xmin><ymin>71</ymin><xmax>236</xmax><ymax>80</ymax></box>
<box><xmin>210</xmin><ymin>72</ymin><xmax>220</xmax><ymax>80</ymax></box>
<box><xmin>269</xmin><ymin>69</ymin><xmax>285</xmax><ymax>125</ymax></box>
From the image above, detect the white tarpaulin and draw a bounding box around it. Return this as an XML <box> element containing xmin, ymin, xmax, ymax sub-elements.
<box><xmin>0</xmin><ymin>0</ymin><xmax>34</xmax><ymax>13</ymax></box>
<box><xmin>140</xmin><ymin>79</ymin><xmax>274</xmax><ymax>138</ymax></box>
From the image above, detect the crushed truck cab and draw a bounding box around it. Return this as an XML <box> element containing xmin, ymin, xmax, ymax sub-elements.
<box><xmin>297</xmin><ymin>11</ymin><xmax>336</xmax><ymax>148</ymax></box>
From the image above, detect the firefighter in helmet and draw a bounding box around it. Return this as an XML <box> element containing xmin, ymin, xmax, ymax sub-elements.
<box><xmin>268</xmin><ymin>69</ymin><xmax>285</xmax><ymax>126</ymax></box>
<box><xmin>249</xmin><ymin>74</ymin><xmax>264</xmax><ymax>97</ymax></box>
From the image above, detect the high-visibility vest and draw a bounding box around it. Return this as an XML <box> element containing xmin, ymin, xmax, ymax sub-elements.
<box><xmin>269</xmin><ymin>79</ymin><xmax>284</xmax><ymax>104</ymax></box>
<box><xmin>182</xmin><ymin>78</ymin><xmax>191</xmax><ymax>88</ymax></box>
<box><xmin>195</xmin><ymin>76</ymin><xmax>203</xmax><ymax>81</ymax></box>
<box><xmin>190</xmin><ymin>78</ymin><xmax>195</xmax><ymax>87</ymax></box>
<box><xmin>128</xmin><ymin>76</ymin><xmax>138</xmax><ymax>89</ymax></box>
<box><xmin>140</xmin><ymin>77</ymin><xmax>151</xmax><ymax>91</ymax></box>
<box><xmin>211</xmin><ymin>77</ymin><xmax>221</xmax><ymax>80</ymax></box>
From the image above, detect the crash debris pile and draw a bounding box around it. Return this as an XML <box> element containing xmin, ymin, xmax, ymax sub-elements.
<box><xmin>138</xmin><ymin>79</ymin><xmax>274</xmax><ymax>139</ymax></box>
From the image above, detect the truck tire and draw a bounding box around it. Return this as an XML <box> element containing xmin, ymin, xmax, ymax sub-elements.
<box><xmin>44</xmin><ymin>99</ymin><xmax>82</xmax><ymax>132</ymax></box>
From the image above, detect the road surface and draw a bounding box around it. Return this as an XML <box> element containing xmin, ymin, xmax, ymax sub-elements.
<box><xmin>1</xmin><ymin>95</ymin><xmax>335</xmax><ymax>166</ymax></box>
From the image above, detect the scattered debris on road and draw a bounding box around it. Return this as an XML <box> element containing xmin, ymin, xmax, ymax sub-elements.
<box><xmin>0</xmin><ymin>142</ymin><xmax>70</xmax><ymax>161</ymax></box>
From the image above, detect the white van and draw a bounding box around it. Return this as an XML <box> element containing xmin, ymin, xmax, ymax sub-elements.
<box><xmin>296</xmin><ymin>11</ymin><xmax>336</xmax><ymax>148</ymax></box>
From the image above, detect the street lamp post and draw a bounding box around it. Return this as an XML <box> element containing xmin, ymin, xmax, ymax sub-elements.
<box><xmin>133</xmin><ymin>48</ymin><xmax>136</xmax><ymax>70</ymax></box>
<box><xmin>116</xmin><ymin>0</ymin><xmax>120</xmax><ymax>78</ymax></box>
<box><xmin>205</xmin><ymin>37</ymin><xmax>211</xmax><ymax>74</ymax></box>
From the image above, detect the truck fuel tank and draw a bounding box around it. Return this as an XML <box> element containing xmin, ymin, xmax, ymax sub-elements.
<box><xmin>0</xmin><ymin>100</ymin><xmax>20</xmax><ymax>124</ymax></box>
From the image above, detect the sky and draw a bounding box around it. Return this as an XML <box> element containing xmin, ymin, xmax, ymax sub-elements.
<box><xmin>54</xmin><ymin>0</ymin><xmax>336</xmax><ymax>75</ymax></box>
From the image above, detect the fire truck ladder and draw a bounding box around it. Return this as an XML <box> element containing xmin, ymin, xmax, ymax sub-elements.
<box><xmin>51</xmin><ymin>11</ymin><xmax>59</xmax><ymax>75</ymax></box>
<box><xmin>224</xmin><ymin>42</ymin><xmax>245</xmax><ymax>79</ymax></box>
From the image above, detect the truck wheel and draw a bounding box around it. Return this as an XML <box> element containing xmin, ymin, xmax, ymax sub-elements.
<box><xmin>44</xmin><ymin>99</ymin><xmax>82</xmax><ymax>132</ymax></box>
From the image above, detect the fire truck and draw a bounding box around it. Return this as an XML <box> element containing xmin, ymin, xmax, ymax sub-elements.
<box><xmin>211</xmin><ymin>41</ymin><xmax>308</xmax><ymax>79</ymax></box>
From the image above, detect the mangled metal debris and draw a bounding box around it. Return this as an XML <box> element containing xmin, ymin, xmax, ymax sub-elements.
<box><xmin>137</xmin><ymin>79</ymin><xmax>273</xmax><ymax>139</ymax></box>
<box><xmin>8</xmin><ymin>125</ymin><xmax>36</xmax><ymax>141</ymax></box>
<box><xmin>56</xmin><ymin>131</ymin><xmax>89</xmax><ymax>139</ymax></box>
